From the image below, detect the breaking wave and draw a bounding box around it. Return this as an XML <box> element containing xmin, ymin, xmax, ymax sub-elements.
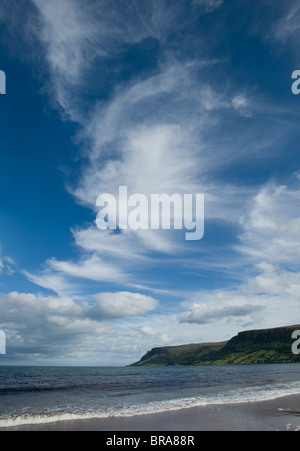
<box><xmin>1</xmin><ymin>381</ymin><xmax>300</xmax><ymax>428</ymax></box>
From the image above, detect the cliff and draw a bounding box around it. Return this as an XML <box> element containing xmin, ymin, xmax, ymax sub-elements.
<box><xmin>131</xmin><ymin>325</ymin><xmax>300</xmax><ymax>366</ymax></box>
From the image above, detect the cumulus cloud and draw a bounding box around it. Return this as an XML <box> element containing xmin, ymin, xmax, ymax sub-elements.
<box><xmin>0</xmin><ymin>290</ymin><xmax>158</xmax><ymax>362</ymax></box>
<box><xmin>245</xmin><ymin>263</ymin><xmax>300</xmax><ymax>297</ymax></box>
<box><xmin>0</xmin><ymin>291</ymin><xmax>99</xmax><ymax>359</ymax></box>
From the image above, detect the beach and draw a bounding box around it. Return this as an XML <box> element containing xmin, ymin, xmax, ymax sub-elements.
<box><xmin>1</xmin><ymin>394</ymin><xmax>300</xmax><ymax>431</ymax></box>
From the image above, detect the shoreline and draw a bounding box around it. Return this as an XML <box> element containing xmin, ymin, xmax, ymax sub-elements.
<box><xmin>2</xmin><ymin>394</ymin><xmax>300</xmax><ymax>431</ymax></box>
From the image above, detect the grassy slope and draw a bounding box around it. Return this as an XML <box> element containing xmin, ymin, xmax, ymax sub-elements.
<box><xmin>132</xmin><ymin>325</ymin><xmax>300</xmax><ymax>366</ymax></box>
<box><xmin>132</xmin><ymin>342</ymin><xmax>228</xmax><ymax>366</ymax></box>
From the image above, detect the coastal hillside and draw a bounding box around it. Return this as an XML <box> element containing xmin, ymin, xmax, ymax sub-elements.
<box><xmin>131</xmin><ymin>325</ymin><xmax>300</xmax><ymax>366</ymax></box>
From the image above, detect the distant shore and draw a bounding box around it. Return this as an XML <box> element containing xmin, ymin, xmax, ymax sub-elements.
<box><xmin>2</xmin><ymin>394</ymin><xmax>300</xmax><ymax>431</ymax></box>
<box><xmin>132</xmin><ymin>325</ymin><xmax>300</xmax><ymax>366</ymax></box>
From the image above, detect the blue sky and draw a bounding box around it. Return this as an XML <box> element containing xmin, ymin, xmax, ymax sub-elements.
<box><xmin>0</xmin><ymin>0</ymin><xmax>300</xmax><ymax>365</ymax></box>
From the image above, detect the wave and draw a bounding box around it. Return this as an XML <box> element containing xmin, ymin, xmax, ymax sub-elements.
<box><xmin>1</xmin><ymin>382</ymin><xmax>300</xmax><ymax>428</ymax></box>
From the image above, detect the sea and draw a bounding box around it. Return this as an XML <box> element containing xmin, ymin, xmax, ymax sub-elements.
<box><xmin>0</xmin><ymin>364</ymin><xmax>299</xmax><ymax>428</ymax></box>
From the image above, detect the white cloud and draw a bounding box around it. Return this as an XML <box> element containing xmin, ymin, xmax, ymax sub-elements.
<box><xmin>48</xmin><ymin>254</ymin><xmax>126</xmax><ymax>283</ymax></box>
<box><xmin>139</xmin><ymin>326</ymin><xmax>157</xmax><ymax>336</ymax></box>
<box><xmin>90</xmin><ymin>292</ymin><xmax>159</xmax><ymax>319</ymax></box>
<box><xmin>0</xmin><ymin>290</ymin><xmax>159</xmax><ymax>363</ymax></box>
<box><xmin>0</xmin><ymin>255</ymin><xmax>15</xmax><ymax>277</ymax></box>
<box><xmin>178</xmin><ymin>262</ymin><xmax>300</xmax><ymax>330</ymax></box>
<box><xmin>29</xmin><ymin>0</ymin><xmax>248</xmax><ymax>265</ymax></box>
<box><xmin>179</xmin><ymin>180</ymin><xmax>300</xmax><ymax>331</ymax></box>
<box><xmin>73</xmin><ymin>120</ymin><xmax>203</xmax><ymax>209</ymax></box>
<box><xmin>0</xmin><ymin>291</ymin><xmax>103</xmax><ymax>358</ymax></box>
<box><xmin>24</xmin><ymin>0</ymin><xmax>267</xmax><ymax>265</ymax></box>
<box><xmin>232</xmin><ymin>95</ymin><xmax>252</xmax><ymax>118</ymax></box>
<box><xmin>245</xmin><ymin>262</ymin><xmax>300</xmax><ymax>297</ymax></box>
<box><xmin>73</xmin><ymin>226</ymin><xmax>179</xmax><ymax>260</ymax></box>
<box><xmin>238</xmin><ymin>182</ymin><xmax>300</xmax><ymax>264</ymax></box>
<box><xmin>23</xmin><ymin>254</ymin><xmax>131</xmax><ymax>300</ymax></box>
<box><xmin>33</xmin><ymin>0</ymin><xmax>99</xmax><ymax>79</ymax></box>
<box><xmin>179</xmin><ymin>303</ymin><xmax>264</xmax><ymax>325</ymax></box>
<box><xmin>193</xmin><ymin>0</ymin><xmax>224</xmax><ymax>13</ymax></box>
<box><xmin>273</xmin><ymin>3</ymin><xmax>300</xmax><ymax>43</ymax></box>
<box><xmin>24</xmin><ymin>271</ymin><xmax>78</xmax><ymax>297</ymax></box>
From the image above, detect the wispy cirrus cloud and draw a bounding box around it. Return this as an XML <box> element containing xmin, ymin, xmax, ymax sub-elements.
<box><xmin>19</xmin><ymin>0</ymin><xmax>299</xmax><ymax>301</ymax></box>
<box><xmin>193</xmin><ymin>0</ymin><xmax>224</xmax><ymax>13</ymax></box>
<box><xmin>0</xmin><ymin>258</ymin><xmax>14</xmax><ymax>276</ymax></box>
<box><xmin>273</xmin><ymin>2</ymin><xmax>300</xmax><ymax>43</ymax></box>
<box><xmin>23</xmin><ymin>271</ymin><xmax>79</xmax><ymax>298</ymax></box>
<box><xmin>18</xmin><ymin>0</ymin><xmax>258</xmax><ymax>296</ymax></box>
<box><xmin>0</xmin><ymin>248</ymin><xmax>15</xmax><ymax>277</ymax></box>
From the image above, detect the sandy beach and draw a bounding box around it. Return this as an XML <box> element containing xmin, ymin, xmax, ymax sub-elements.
<box><xmin>2</xmin><ymin>394</ymin><xmax>300</xmax><ymax>432</ymax></box>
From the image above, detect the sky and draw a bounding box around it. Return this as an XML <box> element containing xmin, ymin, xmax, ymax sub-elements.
<box><xmin>0</xmin><ymin>0</ymin><xmax>300</xmax><ymax>366</ymax></box>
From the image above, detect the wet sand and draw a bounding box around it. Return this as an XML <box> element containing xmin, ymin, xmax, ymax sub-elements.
<box><xmin>2</xmin><ymin>394</ymin><xmax>300</xmax><ymax>431</ymax></box>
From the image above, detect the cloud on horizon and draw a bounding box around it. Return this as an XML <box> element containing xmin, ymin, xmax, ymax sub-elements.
<box><xmin>0</xmin><ymin>290</ymin><xmax>159</xmax><ymax>363</ymax></box>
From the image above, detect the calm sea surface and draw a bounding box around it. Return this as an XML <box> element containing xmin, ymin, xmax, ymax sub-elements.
<box><xmin>0</xmin><ymin>364</ymin><xmax>299</xmax><ymax>427</ymax></box>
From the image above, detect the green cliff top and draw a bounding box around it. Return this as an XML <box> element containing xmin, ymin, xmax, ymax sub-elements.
<box><xmin>131</xmin><ymin>325</ymin><xmax>300</xmax><ymax>366</ymax></box>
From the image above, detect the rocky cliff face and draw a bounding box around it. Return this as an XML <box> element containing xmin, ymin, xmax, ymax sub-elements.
<box><xmin>226</xmin><ymin>326</ymin><xmax>294</xmax><ymax>350</ymax></box>
<box><xmin>131</xmin><ymin>325</ymin><xmax>300</xmax><ymax>366</ymax></box>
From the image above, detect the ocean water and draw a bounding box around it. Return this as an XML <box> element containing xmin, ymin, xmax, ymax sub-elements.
<box><xmin>0</xmin><ymin>364</ymin><xmax>299</xmax><ymax>428</ymax></box>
